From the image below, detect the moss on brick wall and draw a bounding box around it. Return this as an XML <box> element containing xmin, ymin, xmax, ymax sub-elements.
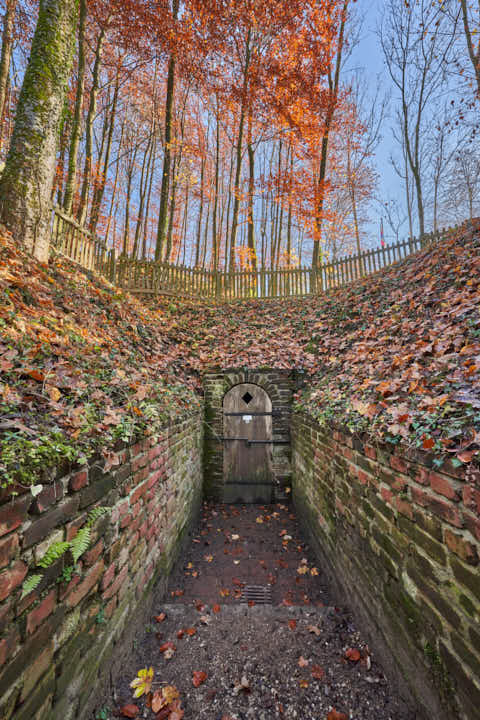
<box><xmin>0</xmin><ymin>411</ymin><xmax>203</xmax><ymax>720</ymax></box>
<box><xmin>292</xmin><ymin>412</ymin><xmax>480</xmax><ymax>720</ymax></box>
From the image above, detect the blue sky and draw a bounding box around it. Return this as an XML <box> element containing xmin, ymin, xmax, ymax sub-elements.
<box><xmin>347</xmin><ymin>0</ymin><xmax>406</xmax><ymax>243</ymax></box>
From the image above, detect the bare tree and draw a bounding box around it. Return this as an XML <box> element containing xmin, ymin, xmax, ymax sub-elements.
<box><xmin>381</xmin><ymin>0</ymin><xmax>456</xmax><ymax>237</ymax></box>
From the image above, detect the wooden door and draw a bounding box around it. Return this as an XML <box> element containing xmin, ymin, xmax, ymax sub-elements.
<box><xmin>223</xmin><ymin>383</ymin><xmax>274</xmax><ymax>503</ymax></box>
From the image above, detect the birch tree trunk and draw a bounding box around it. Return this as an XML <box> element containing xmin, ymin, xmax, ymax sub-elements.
<box><xmin>0</xmin><ymin>0</ymin><xmax>79</xmax><ymax>261</ymax></box>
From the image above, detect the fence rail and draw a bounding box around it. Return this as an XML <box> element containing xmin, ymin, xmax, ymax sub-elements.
<box><xmin>50</xmin><ymin>206</ymin><xmax>442</xmax><ymax>301</ymax></box>
<box><xmin>51</xmin><ymin>206</ymin><xmax>107</xmax><ymax>272</ymax></box>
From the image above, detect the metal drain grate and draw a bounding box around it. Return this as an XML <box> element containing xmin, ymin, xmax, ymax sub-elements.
<box><xmin>241</xmin><ymin>585</ymin><xmax>272</xmax><ymax>605</ymax></box>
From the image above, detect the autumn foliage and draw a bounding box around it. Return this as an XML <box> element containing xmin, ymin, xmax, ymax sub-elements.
<box><xmin>0</xmin><ymin>220</ymin><xmax>479</xmax><ymax>484</ymax></box>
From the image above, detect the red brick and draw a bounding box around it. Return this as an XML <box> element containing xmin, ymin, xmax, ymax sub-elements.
<box><xmin>0</xmin><ymin>496</ymin><xmax>30</xmax><ymax>538</ymax></box>
<box><xmin>464</xmin><ymin>513</ymin><xmax>480</xmax><ymax>542</ymax></box>
<box><xmin>26</xmin><ymin>590</ymin><xmax>56</xmax><ymax>635</ymax></box>
<box><xmin>148</xmin><ymin>446</ymin><xmax>162</xmax><ymax>462</ymax></box>
<box><xmin>65</xmin><ymin>514</ymin><xmax>85</xmax><ymax>541</ymax></box>
<box><xmin>429</xmin><ymin>496</ymin><xmax>463</xmax><ymax>528</ymax></box>
<box><xmin>392</xmin><ymin>477</ymin><xmax>408</xmax><ymax>493</ymax></box>
<box><xmin>445</xmin><ymin>529</ymin><xmax>478</xmax><ymax>565</ymax></box>
<box><xmin>430</xmin><ymin>472</ymin><xmax>458</xmax><ymax>501</ymax></box>
<box><xmin>0</xmin><ymin>626</ymin><xmax>20</xmax><ymax>668</ymax></box>
<box><xmin>380</xmin><ymin>487</ymin><xmax>393</xmax><ymax>504</ymax></box>
<box><xmin>364</xmin><ymin>445</ymin><xmax>376</xmax><ymax>461</ymax></box>
<box><xmin>395</xmin><ymin>497</ymin><xmax>414</xmax><ymax>520</ymax></box>
<box><xmin>390</xmin><ymin>455</ymin><xmax>408</xmax><ymax>474</ymax></box>
<box><xmin>65</xmin><ymin>560</ymin><xmax>104</xmax><ymax>608</ymax></box>
<box><xmin>414</xmin><ymin>467</ymin><xmax>430</xmax><ymax>486</ymax></box>
<box><xmin>69</xmin><ymin>470</ymin><xmax>88</xmax><ymax>492</ymax></box>
<box><xmin>0</xmin><ymin>561</ymin><xmax>27</xmax><ymax>602</ymax></box>
<box><xmin>120</xmin><ymin>513</ymin><xmax>133</xmax><ymax>529</ymax></box>
<box><xmin>105</xmin><ymin>596</ymin><xmax>117</xmax><ymax>619</ymax></box>
<box><xmin>139</xmin><ymin>520</ymin><xmax>148</xmax><ymax>538</ymax></box>
<box><xmin>411</xmin><ymin>486</ymin><xmax>430</xmax><ymax>507</ymax></box>
<box><xmin>59</xmin><ymin>573</ymin><xmax>81</xmax><ymax>602</ymax></box>
<box><xmin>101</xmin><ymin>561</ymin><xmax>116</xmax><ymax>591</ymax></box>
<box><xmin>102</xmin><ymin>564</ymin><xmax>128</xmax><ymax>601</ymax></box>
<box><xmin>134</xmin><ymin>466</ymin><xmax>149</xmax><ymax>483</ymax></box>
<box><xmin>0</xmin><ymin>533</ymin><xmax>18</xmax><ymax>569</ymax></box>
<box><xmin>131</xmin><ymin>502</ymin><xmax>142</xmax><ymax>519</ymax></box>
<box><xmin>147</xmin><ymin>470</ymin><xmax>162</xmax><ymax>489</ymax></box>
<box><xmin>83</xmin><ymin>539</ymin><xmax>104</xmax><ymax>567</ymax></box>
<box><xmin>357</xmin><ymin>470</ymin><xmax>371</xmax><ymax>486</ymax></box>
<box><xmin>31</xmin><ymin>481</ymin><xmax>64</xmax><ymax>513</ymax></box>
<box><xmin>131</xmin><ymin>454</ymin><xmax>147</xmax><ymax>472</ymax></box>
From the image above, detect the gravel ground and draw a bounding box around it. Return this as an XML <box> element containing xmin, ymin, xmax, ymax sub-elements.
<box><xmin>99</xmin><ymin>503</ymin><xmax>418</xmax><ymax>720</ymax></box>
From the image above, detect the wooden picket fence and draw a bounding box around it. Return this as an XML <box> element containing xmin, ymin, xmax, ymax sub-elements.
<box><xmin>50</xmin><ymin>206</ymin><xmax>443</xmax><ymax>302</ymax></box>
<box><xmin>50</xmin><ymin>206</ymin><xmax>107</xmax><ymax>273</ymax></box>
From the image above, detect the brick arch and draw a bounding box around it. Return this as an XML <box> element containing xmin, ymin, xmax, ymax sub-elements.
<box><xmin>221</xmin><ymin>373</ymin><xmax>281</xmax><ymax>408</ymax></box>
<box><xmin>203</xmin><ymin>369</ymin><xmax>299</xmax><ymax>500</ymax></box>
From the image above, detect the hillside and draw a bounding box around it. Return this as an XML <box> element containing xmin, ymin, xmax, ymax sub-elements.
<box><xmin>0</xmin><ymin>221</ymin><xmax>479</xmax><ymax>487</ymax></box>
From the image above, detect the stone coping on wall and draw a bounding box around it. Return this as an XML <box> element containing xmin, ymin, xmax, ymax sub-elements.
<box><xmin>291</xmin><ymin>411</ymin><xmax>480</xmax><ymax>720</ymax></box>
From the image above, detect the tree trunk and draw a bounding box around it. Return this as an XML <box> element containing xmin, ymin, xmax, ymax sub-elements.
<box><xmin>155</xmin><ymin>0</ymin><xmax>179</xmax><ymax>261</ymax></box>
<box><xmin>77</xmin><ymin>20</ymin><xmax>108</xmax><ymax>225</ymax></box>
<box><xmin>0</xmin><ymin>0</ymin><xmax>17</xmax><ymax>137</ymax></box>
<box><xmin>312</xmin><ymin>0</ymin><xmax>349</xmax><ymax>273</ymax></box>
<box><xmin>247</xmin><ymin>111</ymin><xmax>257</xmax><ymax>271</ymax></box>
<box><xmin>0</xmin><ymin>0</ymin><xmax>80</xmax><ymax>261</ymax></box>
<box><xmin>63</xmin><ymin>0</ymin><xmax>86</xmax><ymax>215</ymax></box>
<box><xmin>89</xmin><ymin>68</ymin><xmax>120</xmax><ymax>235</ymax></box>
<box><xmin>212</xmin><ymin>99</ymin><xmax>220</xmax><ymax>272</ymax></box>
<box><xmin>229</xmin><ymin>27</ymin><xmax>252</xmax><ymax>273</ymax></box>
<box><xmin>195</xmin><ymin>156</ymin><xmax>204</xmax><ymax>267</ymax></box>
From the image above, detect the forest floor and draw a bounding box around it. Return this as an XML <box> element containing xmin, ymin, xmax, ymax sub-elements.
<box><xmin>104</xmin><ymin>502</ymin><xmax>417</xmax><ymax>720</ymax></box>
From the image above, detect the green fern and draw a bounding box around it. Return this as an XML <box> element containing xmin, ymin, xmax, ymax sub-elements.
<box><xmin>37</xmin><ymin>541</ymin><xmax>71</xmax><ymax>569</ymax></box>
<box><xmin>21</xmin><ymin>574</ymin><xmax>43</xmax><ymax>599</ymax></box>
<box><xmin>70</xmin><ymin>527</ymin><xmax>90</xmax><ymax>563</ymax></box>
<box><xmin>86</xmin><ymin>506</ymin><xmax>109</xmax><ymax>528</ymax></box>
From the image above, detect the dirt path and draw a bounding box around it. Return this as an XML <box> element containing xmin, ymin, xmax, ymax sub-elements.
<box><xmin>105</xmin><ymin>503</ymin><xmax>417</xmax><ymax>720</ymax></box>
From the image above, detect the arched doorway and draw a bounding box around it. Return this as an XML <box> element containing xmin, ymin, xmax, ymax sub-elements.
<box><xmin>222</xmin><ymin>383</ymin><xmax>274</xmax><ymax>503</ymax></box>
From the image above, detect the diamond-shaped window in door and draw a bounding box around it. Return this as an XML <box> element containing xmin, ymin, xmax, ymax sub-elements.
<box><xmin>242</xmin><ymin>391</ymin><xmax>253</xmax><ymax>405</ymax></box>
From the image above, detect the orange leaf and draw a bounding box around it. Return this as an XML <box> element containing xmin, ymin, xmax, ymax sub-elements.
<box><xmin>155</xmin><ymin>612</ymin><xmax>166</xmax><ymax>623</ymax></box>
<box><xmin>26</xmin><ymin>368</ymin><xmax>45</xmax><ymax>382</ymax></box>
<box><xmin>311</xmin><ymin>664</ymin><xmax>325</xmax><ymax>680</ymax></box>
<box><xmin>186</xmin><ymin>627</ymin><xmax>196</xmax><ymax>636</ymax></box>
<box><xmin>212</xmin><ymin>604</ymin><xmax>221</xmax><ymax>613</ymax></box>
<box><xmin>119</xmin><ymin>705</ymin><xmax>139</xmax><ymax>718</ymax></box>
<box><xmin>327</xmin><ymin>710</ymin><xmax>348</xmax><ymax>720</ymax></box>
<box><xmin>192</xmin><ymin>670</ymin><xmax>208</xmax><ymax>687</ymax></box>
<box><xmin>422</xmin><ymin>435</ymin><xmax>435</xmax><ymax>450</ymax></box>
<box><xmin>345</xmin><ymin>647</ymin><xmax>361</xmax><ymax>662</ymax></box>
<box><xmin>288</xmin><ymin>619</ymin><xmax>297</xmax><ymax>631</ymax></box>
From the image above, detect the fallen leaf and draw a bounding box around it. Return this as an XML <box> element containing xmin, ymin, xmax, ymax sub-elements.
<box><xmin>119</xmin><ymin>705</ymin><xmax>139</xmax><ymax>718</ymax></box>
<box><xmin>231</xmin><ymin>534</ymin><xmax>240</xmax><ymax>540</ymax></box>
<box><xmin>288</xmin><ymin>619</ymin><xmax>297</xmax><ymax>631</ymax></box>
<box><xmin>155</xmin><ymin>612</ymin><xmax>166</xmax><ymax>623</ymax></box>
<box><xmin>212</xmin><ymin>604</ymin><xmax>221</xmax><ymax>613</ymax></box>
<box><xmin>307</xmin><ymin>624</ymin><xmax>321</xmax><ymax>636</ymax></box>
<box><xmin>192</xmin><ymin>670</ymin><xmax>208</xmax><ymax>687</ymax></box>
<box><xmin>327</xmin><ymin>710</ymin><xmax>348</xmax><ymax>720</ymax></box>
<box><xmin>130</xmin><ymin>667</ymin><xmax>154</xmax><ymax>698</ymax></box>
<box><xmin>299</xmin><ymin>679</ymin><xmax>309</xmax><ymax>688</ymax></box>
<box><xmin>311</xmin><ymin>664</ymin><xmax>325</xmax><ymax>680</ymax></box>
<box><xmin>345</xmin><ymin>647</ymin><xmax>361</xmax><ymax>662</ymax></box>
<box><xmin>298</xmin><ymin>656</ymin><xmax>309</xmax><ymax>667</ymax></box>
<box><xmin>186</xmin><ymin>627</ymin><xmax>196</xmax><ymax>636</ymax></box>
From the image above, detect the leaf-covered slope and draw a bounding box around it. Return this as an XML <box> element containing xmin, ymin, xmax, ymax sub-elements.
<box><xmin>0</xmin><ymin>221</ymin><xmax>479</xmax><ymax>486</ymax></box>
<box><xmin>154</xmin><ymin>223</ymin><xmax>480</xmax><ymax>467</ymax></box>
<box><xmin>0</xmin><ymin>232</ymin><xmax>201</xmax><ymax>486</ymax></box>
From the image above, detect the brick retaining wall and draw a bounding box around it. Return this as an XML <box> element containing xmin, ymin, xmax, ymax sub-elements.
<box><xmin>292</xmin><ymin>412</ymin><xmax>480</xmax><ymax>720</ymax></box>
<box><xmin>0</xmin><ymin>412</ymin><xmax>203</xmax><ymax>719</ymax></box>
